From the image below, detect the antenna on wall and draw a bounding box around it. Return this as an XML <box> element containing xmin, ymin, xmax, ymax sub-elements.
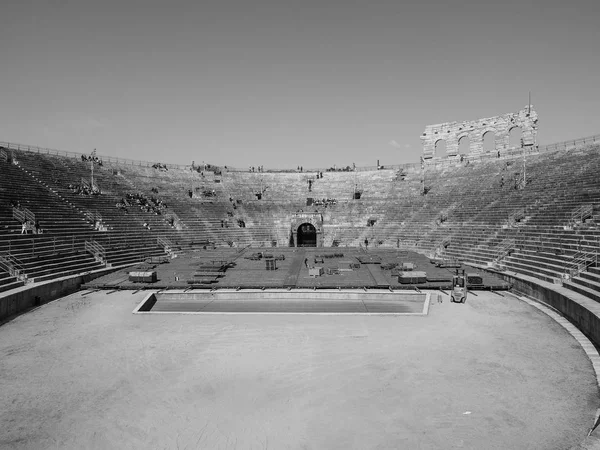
<box><xmin>528</xmin><ymin>91</ymin><xmax>531</xmax><ymax>115</ymax></box>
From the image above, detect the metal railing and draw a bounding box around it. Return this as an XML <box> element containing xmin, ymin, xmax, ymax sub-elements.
<box><xmin>2</xmin><ymin>235</ymin><xmax>81</xmax><ymax>258</ymax></box>
<box><xmin>493</xmin><ymin>239</ymin><xmax>515</xmax><ymax>262</ymax></box>
<box><xmin>507</xmin><ymin>208</ymin><xmax>526</xmax><ymax>228</ymax></box>
<box><xmin>157</xmin><ymin>236</ymin><xmax>174</xmax><ymax>251</ymax></box>
<box><xmin>2</xmin><ymin>132</ymin><xmax>599</xmax><ymax>174</ymax></box>
<box><xmin>0</xmin><ymin>141</ymin><xmax>191</xmax><ymax>170</ymax></box>
<box><xmin>12</xmin><ymin>206</ymin><xmax>35</xmax><ymax>224</ymax></box>
<box><xmin>0</xmin><ymin>252</ymin><xmax>28</xmax><ymax>281</ymax></box>
<box><xmin>538</xmin><ymin>134</ymin><xmax>600</xmax><ymax>153</ymax></box>
<box><xmin>84</xmin><ymin>240</ymin><xmax>106</xmax><ymax>264</ymax></box>
<box><xmin>166</xmin><ymin>212</ymin><xmax>186</xmax><ymax>230</ymax></box>
<box><xmin>564</xmin><ymin>251</ymin><xmax>598</xmax><ymax>279</ymax></box>
<box><xmin>0</xmin><ymin>148</ymin><xmax>7</xmax><ymax>162</ymax></box>
<box><xmin>432</xmin><ymin>236</ymin><xmax>451</xmax><ymax>249</ymax></box>
<box><xmin>570</xmin><ymin>204</ymin><xmax>593</xmax><ymax>224</ymax></box>
<box><xmin>517</xmin><ymin>235</ymin><xmax>544</xmax><ymax>253</ymax></box>
<box><xmin>84</xmin><ymin>210</ymin><xmax>102</xmax><ymax>224</ymax></box>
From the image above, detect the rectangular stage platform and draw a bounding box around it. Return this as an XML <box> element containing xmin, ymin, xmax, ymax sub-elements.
<box><xmin>83</xmin><ymin>248</ymin><xmax>510</xmax><ymax>292</ymax></box>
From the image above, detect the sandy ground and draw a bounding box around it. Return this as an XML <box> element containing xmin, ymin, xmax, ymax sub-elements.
<box><xmin>0</xmin><ymin>290</ymin><xmax>598</xmax><ymax>450</ymax></box>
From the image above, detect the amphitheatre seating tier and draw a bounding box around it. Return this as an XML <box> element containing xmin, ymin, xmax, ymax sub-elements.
<box><xmin>0</xmin><ymin>159</ymin><xmax>95</xmax><ymax>237</ymax></box>
<box><xmin>566</xmin><ymin>266</ymin><xmax>600</xmax><ymax>303</ymax></box>
<box><xmin>0</xmin><ymin>155</ymin><xmax>169</xmax><ymax>279</ymax></box>
<box><xmin>1</xmin><ymin>143</ymin><xmax>598</xmax><ymax>304</ymax></box>
<box><xmin>0</xmin><ymin>267</ymin><xmax>23</xmax><ymax>293</ymax></box>
<box><xmin>430</xmin><ymin>145</ymin><xmax>600</xmax><ymax>299</ymax></box>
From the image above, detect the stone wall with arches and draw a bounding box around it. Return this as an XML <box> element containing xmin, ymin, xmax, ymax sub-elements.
<box><xmin>420</xmin><ymin>106</ymin><xmax>538</xmax><ymax>159</ymax></box>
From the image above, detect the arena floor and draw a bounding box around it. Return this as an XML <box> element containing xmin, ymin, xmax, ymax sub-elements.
<box><xmin>84</xmin><ymin>248</ymin><xmax>511</xmax><ymax>291</ymax></box>
<box><xmin>0</xmin><ymin>289</ymin><xmax>598</xmax><ymax>450</ymax></box>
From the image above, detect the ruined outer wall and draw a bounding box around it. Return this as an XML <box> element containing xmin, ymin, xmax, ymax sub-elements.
<box><xmin>421</xmin><ymin>106</ymin><xmax>538</xmax><ymax>159</ymax></box>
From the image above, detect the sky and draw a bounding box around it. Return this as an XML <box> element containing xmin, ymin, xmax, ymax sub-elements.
<box><xmin>1</xmin><ymin>0</ymin><xmax>598</xmax><ymax>169</ymax></box>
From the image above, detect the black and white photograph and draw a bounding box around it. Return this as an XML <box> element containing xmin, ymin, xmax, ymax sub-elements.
<box><xmin>1</xmin><ymin>0</ymin><xmax>600</xmax><ymax>448</ymax></box>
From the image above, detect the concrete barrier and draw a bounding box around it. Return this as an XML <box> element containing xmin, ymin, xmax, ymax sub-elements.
<box><xmin>488</xmin><ymin>270</ymin><xmax>600</xmax><ymax>349</ymax></box>
<box><xmin>0</xmin><ymin>266</ymin><xmax>128</xmax><ymax>323</ymax></box>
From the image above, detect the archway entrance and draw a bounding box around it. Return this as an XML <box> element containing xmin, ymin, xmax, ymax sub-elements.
<box><xmin>297</xmin><ymin>223</ymin><xmax>317</xmax><ymax>247</ymax></box>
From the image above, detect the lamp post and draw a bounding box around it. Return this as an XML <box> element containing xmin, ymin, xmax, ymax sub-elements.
<box><xmin>90</xmin><ymin>148</ymin><xmax>97</xmax><ymax>189</ymax></box>
<box><xmin>421</xmin><ymin>156</ymin><xmax>425</xmax><ymax>195</ymax></box>
<box><xmin>523</xmin><ymin>153</ymin><xmax>526</xmax><ymax>189</ymax></box>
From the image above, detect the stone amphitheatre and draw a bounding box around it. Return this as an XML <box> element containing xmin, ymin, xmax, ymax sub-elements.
<box><xmin>1</xmin><ymin>106</ymin><xmax>600</xmax><ymax>449</ymax></box>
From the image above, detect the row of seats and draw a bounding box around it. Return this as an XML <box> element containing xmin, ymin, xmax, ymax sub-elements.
<box><xmin>0</xmin><ymin>143</ymin><xmax>598</xmax><ymax>302</ymax></box>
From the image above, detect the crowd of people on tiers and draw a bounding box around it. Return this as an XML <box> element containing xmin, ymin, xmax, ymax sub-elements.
<box><xmin>116</xmin><ymin>192</ymin><xmax>167</xmax><ymax>215</ymax></box>
<box><xmin>81</xmin><ymin>153</ymin><xmax>102</xmax><ymax>165</ymax></box>
<box><xmin>68</xmin><ymin>183</ymin><xmax>101</xmax><ymax>196</ymax></box>
<box><xmin>152</xmin><ymin>162</ymin><xmax>168</xmax><ymax>171</ymax></box>
<box><xmin>312</xmin><ymin>198</ymin><xmax>337</xmax><ymax>207</ymax></box>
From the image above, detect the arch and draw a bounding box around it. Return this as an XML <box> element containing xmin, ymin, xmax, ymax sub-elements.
<box><xmin>509</xmin><ymin>126</ymin><xmax>523</xmax><ymax>148</ymax></box>
<box><xmin>483</xmin><ymin>131</ymin><xmax>496</xmax><ymax>153</ymax></box>
<box><xmin>458</xmin><ymin>135</ymin><xmax>470</xmax><ymax>154</ymax></box>
<box><xmin>297</xmin><ymin>222</ymin><xmax>316</xmax><ymax>247</ymax></box>
<box><xmin>421</xmin><ymin>106</ymin><xmax>538</xmax><ymax>159</ymax></box>
<box><xmin>434</xmin><ymin>139</ymin><xmax>447</xmax><ymax>158</ymax></box>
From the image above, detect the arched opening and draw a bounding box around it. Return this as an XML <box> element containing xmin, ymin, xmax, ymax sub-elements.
<box><xmin>483</xmin><ymin>131</ymin><xmax>495</xmax><ymax>153</ymax></box>
<box><xmin>509</xmin><ymin>127</ymin><xmax>523</xmax><ymax>148</ymax></box>
<box><xmin>297</xmin><ymin>222</ymin><xmax>317</xmax><ymax>247</ymax></box>
<box><xmin>434</xmin><ymin>139</ymin><xmax>447</xmax><ymax>158</ymax></box>
<box><xmin>458</xmin><ymin>136</ymin><xmax>470</xmax><ymax>154</ymax></box>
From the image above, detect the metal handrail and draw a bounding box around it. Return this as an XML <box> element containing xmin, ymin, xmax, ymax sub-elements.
<box><xmin>157</xmin><ymin>236</ymin><xmax>174</xmax><ymax>250</ymax></box>
<box><xmin>493</xmin><ymin>239</ymin><xmax>515</xmax><ymax>262</ymax></box>
<box><xmin>570</xmin><ymin>204</ymin><xmax>593</xmax><ymax>224</ymax></box>
<box><xmin>0</xmin><ymin>141</ymin><xmax>191</xmax><ymax>170</ymax></box>
<box><xmin>84</xmin><ymin>240</ymin><xmax>106</xmax><ymax>264</ymax></box>
<box><xmin>507</xmin><ymin>208</ymin><xmax>526</xmax><ymax>227</ymax></box>
<box><xmin>84</xmin><ymin>210</ymin><xmax>102</xmax><ymax>224</ymax></box>
<box><xmin>0</xmin><ymin>251</ymin><xmax>28</xmax><ymax>281</ymax></box>
<box><xmin>2</xmin><ymin>132</ymin><xmax>599</xmax><ymax>173</ymax></box>
<box><xmin>12</xmin><ymin>206</ymin><xmax>35</xmax><ymax>224</ymax></box>
<box><xmin>12</xmin><ymin>207</ymin><xmax>24</xmax><ymax>223</ymax></box>
<box><xmin>432</xmin><ymin>237</ymin><xmax>451</xmax><ymax>254</ymax></box>
<box><xmin>564</xmin><ymin>251</ymin><xmax>598</xmax><ymax>278</ymax></box>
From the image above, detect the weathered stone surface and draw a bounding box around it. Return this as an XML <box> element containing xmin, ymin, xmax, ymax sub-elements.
<box><xmin>420</xmin><ymin>106</ymin><xmax>538</xmax><ymax>159</ymax></box>
<box><xmin>290</xmin><ymin>211</ymin><xmax>323</xmax><ymax>247</ymax></box>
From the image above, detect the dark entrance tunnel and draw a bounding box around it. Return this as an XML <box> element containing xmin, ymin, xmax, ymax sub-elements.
<box><xmin>297</xmin><ymin>222</ymin><xmax>316</xmax><ymax>247</ymax></box>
